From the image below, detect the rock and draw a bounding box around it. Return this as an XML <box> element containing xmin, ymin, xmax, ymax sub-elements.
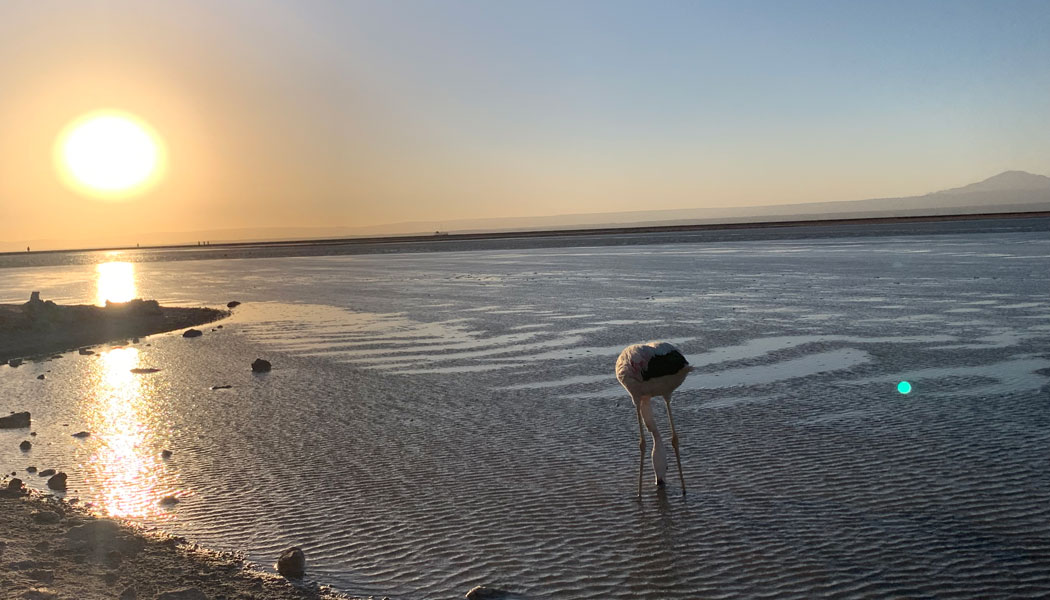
<box><xmin>78</xmin><ymin>348</ymin><xmax>94</xmax><ymax>355</ymax></box>
<box><xmin>4</xmin><ymin>478</ymin><xmax>25</xmax><ymax>496</ymax></box>
<box><xmin>38</xmin><ymin>469</ymin><xmax>56</xmax><ymax>477</ymax></box>
<box><xmin>51</xmin><ymin>355</ymin><xmax>62</xmax><ymax>359</ymax></box>
<box><xmin>275</xmin><ymin>546</ymin><xmax>306</xmax><ymax>578</ymax></box>
<box><xmin>209</xmin><ymin>384</ymin><xmax>232</xmax><ymax>390</ymax></box>
<box><xmin>72</xmin><ymin>431</ymin><xmax>91</xmax><ymax>439</ymax></box>
<box><xmin>26</xmin><ymin>466</ymin><xmax>37</xmax><ymax>473</ymax></box>
<box><xmin>8</xmin><ymin>358</ymin><xmax>23</xmax><ymax>367</ymax></box>
<box><xmin>0</xmin><ymin>411</ymin><xmax>31</xmax><ymax>429</ymax></box>
<box><xmin>46</xmin><ymin>472</ymin><xmax>67</xmax><ymax>491</ymax></box>
<box><xmin>36</xmin><ymin>374</ymin><xmax>45</xmax><ymax>380</ymax></box>
<box><xmin>31</xmin><ymin>511</ymin><xmax>61</xmax><ymax>524</ymax></box>
<box><xmin>132</xmin><ymin>337</ymin><xmax>140</xmax><ymax>344</ymax></box>
<box><xmin>161</xmin><ymin>450</ymin><xmax>173</xmax><ymax>459</ymax></box>
<box><xmin>20</xmin><ymin>440</ymin><xmax>32</xmax><ymax>451</ymax></box>
<box><xmin>156</xmin><ymin>589</ymin><xmax>208</xmax><ymax>600</ymax></box>
<box><xmin>182</xmin><ymin>329</ymin><xmax>203</xmax><ymax>338</ymax></box>
<box><xmin>227</xmin><ymin>301</ymin><xmax>241</xmax><ymax>308</ymax></box>
<box><xmin>251</xmin><ymin>358</ymin><xmax>272</xmax><ymax>373</ymax></box>
<box><xmin>216</xmin><ymin>325</ymin><xmax>223</xmax><ymax>329</ymax></box>
<box><xmin>159</xmin><ymin>495</ymin><xmax>179</xmax><ymax>506</ymax></box>
<box><xmin>129</xmin><ymin>368</ymin><xmax>161</xmax><ymax>374</ymax></box>
<box><xmin>465</xmin><ymin>586</ymin><xmax>515</xmax><ymax>600</ymax></box>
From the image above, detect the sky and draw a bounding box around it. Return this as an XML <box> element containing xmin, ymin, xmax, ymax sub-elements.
<box><xmin>1</xmin><ymin>0</ymin><xmax>1048</xmax><ymax>249</ymax></box>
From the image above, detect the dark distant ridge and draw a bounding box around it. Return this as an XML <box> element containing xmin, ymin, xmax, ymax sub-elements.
<box><xmin>5</xmin><ymin>170</ymin><xmax>1049</xmax><ymax>252</ymax></box>
<box><xmin>934</xmin><ymin>170</ymin><xmax>1050</xmax><ymax>195</ymax></box>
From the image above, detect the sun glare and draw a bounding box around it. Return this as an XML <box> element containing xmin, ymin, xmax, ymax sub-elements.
<box><xmin>55</xmin><ymin>110</ymin><xmax>166</xmax><ymax>198</ymax></box>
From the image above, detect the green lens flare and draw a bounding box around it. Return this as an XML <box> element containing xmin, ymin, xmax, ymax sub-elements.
<box><xmin>897</xmin><ymin>381</ymin><xmax>912</xmax><ymax>394</ymax></box>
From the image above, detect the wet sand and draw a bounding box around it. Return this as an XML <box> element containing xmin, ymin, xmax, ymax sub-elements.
<box><xmin>1</xmin><ymin>298</ymin><xmax>366</xmax><ymax>600</ymax></box>
<box><xmin>0</xmin><ymin>485</ymin><xmax>359</xmax><ymax>600</ymax></box>
<box><xmin>0</xmin><ymin>299</ymin><xmax>226</xmax><ymax>364</ymax></box>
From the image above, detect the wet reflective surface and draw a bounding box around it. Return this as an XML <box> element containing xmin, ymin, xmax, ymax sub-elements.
<box><xmin>2</xmin><ymin>228</ymin><xmax>1050</xmax><ymax>599</ymax></box>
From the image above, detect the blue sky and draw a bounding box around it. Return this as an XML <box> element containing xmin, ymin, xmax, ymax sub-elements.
<box><xmin>0</xmin><ymin>0</ymin><xmax>1047</xmax><ymax>245</ymax></box>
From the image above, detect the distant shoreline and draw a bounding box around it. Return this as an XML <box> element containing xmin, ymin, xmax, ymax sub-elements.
<box><xmin>6</xmin><ymin>209</ymin><xmax>1050</xmax><ymax>257</ymax></box>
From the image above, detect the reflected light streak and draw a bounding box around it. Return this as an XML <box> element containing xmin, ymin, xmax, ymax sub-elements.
<box><xmin>84</xmin><ymin>347</ymin><xmax>179</xmax><ymax>519</ymax></box>
<box><xmin>96</xmin><ymin>261</ymin><xmax>137</xmax><ymax>306</ymax></box>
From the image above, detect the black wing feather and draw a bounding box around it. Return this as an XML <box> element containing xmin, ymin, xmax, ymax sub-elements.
<box><xmin>641</xmin><ymin>350</ymin><xmax>688</xmax><ymax>381</ymax></box>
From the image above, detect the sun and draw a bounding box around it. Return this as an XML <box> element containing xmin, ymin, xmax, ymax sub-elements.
<box><xmin>55</xmin><ymin>110</ymin><xmax>166</xmax><ymax>199</ymax></box>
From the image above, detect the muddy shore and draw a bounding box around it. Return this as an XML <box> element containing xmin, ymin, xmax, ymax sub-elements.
<box><xmin>0</xmin><ymin>483</ymin><xmax>363</xmax><ymax>600</ymax></box>
<box><xmin>0</xmin><ymin>298</ymin><xmax>226</xmax><ymax>364</ymax></box>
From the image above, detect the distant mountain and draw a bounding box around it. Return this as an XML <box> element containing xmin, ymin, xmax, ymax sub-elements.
<box><xmin>5</xmin><ymin>170</ymin><xmax>1049</xmax><ymax>252</ymax></box>
<box><xmin>935</xmin><ymin>170</ymin><xmax>1050</xmax><ymax>195</ymax></box>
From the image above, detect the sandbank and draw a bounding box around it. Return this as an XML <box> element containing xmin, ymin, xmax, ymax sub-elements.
<box><xmin>0</xmin><ymin>297</ymin><xmax>227</xmax><ymax>364</ymax></box>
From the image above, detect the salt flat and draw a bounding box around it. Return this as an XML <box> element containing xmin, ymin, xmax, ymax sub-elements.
<box><xmin>2</xmin><ymin>228</ymin><xmax>1049</xmax><ymax>599</ymax></box>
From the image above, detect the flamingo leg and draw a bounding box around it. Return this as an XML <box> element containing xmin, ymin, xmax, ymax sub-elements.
<box><xmin>663</xmin><ymin>394</ymin><xmax>686</xmax><ymax>496</ymax></box>
<box><xmin>635</xmin><ymin>401</ymin><xmax>646</xmax><ymax>498</ymax></box>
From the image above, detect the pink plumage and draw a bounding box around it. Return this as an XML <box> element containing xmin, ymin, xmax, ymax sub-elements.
<box><xmin>616</xmin><ymin>341</ymin><xmax>692</xmax><ymax>496</ymax></box>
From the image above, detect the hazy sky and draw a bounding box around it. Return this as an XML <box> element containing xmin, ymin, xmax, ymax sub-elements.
<box><xmin>1</xmin><ymin>0</ymin><xmax>1048</xmax><ymax>247</ymax></box>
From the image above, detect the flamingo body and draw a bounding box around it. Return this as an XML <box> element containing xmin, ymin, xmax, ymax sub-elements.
<box><xmin>616</xmin><ymin>341</ymin><xmax>692</xmax><ymax>496</ymax></box>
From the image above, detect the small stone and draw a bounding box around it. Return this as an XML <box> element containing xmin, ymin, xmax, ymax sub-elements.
<box><xmin>46</xmin><ymin>472</ymin><xmax>67</xmax><ymax>491</ymax></box>
<box><xmin>5</xmin><ymin>478</ymin><xmax>25</xmax><ymax>494</ymax></box>
<box><xmin>51</xmin><ymin>355</ymin><xmax>62</xmax><ymax>359</ymax></box>
<box><xmin>465</xmin><ymin>586</ymin><xmax>513</xmax><ymax>600</ymax></box>
<box><xmin>0</xmin><ymin>411</ymin><xmax>31</xmax><ymax>429</ymax></box>
<box><xmin>226</xmin><ymin>301</ymin><xmax>241</xmax><ymax>308</ymax></box>
<box><xmin>78</xmin><ymin>348</ymin><xmax>94</xmax><ymax>355</ymax></box>
<box><xmin>156</xmin><ymin>589</ymin><xmax>208</xmax><ymax>600</ymax></box>
<box><xmin>210</xmin><ymin>385</ymin><xmax>232</xmax><ymax>390</ymax></box>
<box><xmin>161</xmin><ymin>450</ymin><xmax>173</xmax><ymax>459</ymax></box>
<box><xmin>8</xmin><ymin>358</ymin><xmax>23</xmax><ymax>367</ymax></box>
<box><xmin>129</xmin><ymin>368</ymin><xmax>160</xmax><ymax>374</ymax></box>
<box><xmin>251</xmin><ymin>358</ymin><xmax>272</xmax><ymax>373</ymax></box>
<box><xmin>20</xmin><ymin>440</ymin><xmax>32</xmax><ymax>451</ymax></box>
<box><xmin>132</xmin><ymin>337</ymin><xmax>140</xmax><ymax>344</ymax></box>
<box><xmin>36</xmin><ymin>374</ymin><xmax>45</xmax><ymax>380</ymax></box>
<box><xmin>72</xmin><ymin>431</ymin><xmax>91</xmax><ymax>439</ymax></box>
<box><xmin>159</xmin><ymin>495</ymin><xmax>179</xmax><ymax>506</ymax></box>
<box><xmin>38</xmin><ymin>469</ymin><xmax>56</xmax><ymax>477</ymax></box>
<box><xmin>275</xmin><ymin>546</ymin><xmax>306</xmax><ymax>578</ymax></box>
<box><xmin>26</xmin><ymin>466</ymin><xmax>37</xmax><ymax>473</ymax></box>
<box><xmin>182</xmin><ymin>329</ymin><xmax>203</xmax><ymax>338</ymax></box>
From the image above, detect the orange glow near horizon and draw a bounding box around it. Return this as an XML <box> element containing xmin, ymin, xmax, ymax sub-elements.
<box><xmin>96</xmin><ymin>261</ymin><xmax>137</xmax><ymax>305</ymax></box>
<box><xmin>54</xmin><ymin>110</ymin><xmax>166</xmax><ymax>199</ymax></box>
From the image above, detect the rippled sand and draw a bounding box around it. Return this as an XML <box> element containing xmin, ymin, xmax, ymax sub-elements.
<box><xmin>2</xmin><ymin>230</ymin><xmax>1050</xmax><ymax>599</ymax></box>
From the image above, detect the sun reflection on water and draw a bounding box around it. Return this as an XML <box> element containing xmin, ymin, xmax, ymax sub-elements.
<box><xmin>83</xmin><ymin>347</ymin><xmax>180</xmax><ymax>519</ymax></box>
<box><xmin>96</xmin><ymin>261</ymin><xmax>137</xmax><ymax>305</ymax></box>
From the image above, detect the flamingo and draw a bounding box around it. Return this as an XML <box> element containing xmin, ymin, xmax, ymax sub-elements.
<box><xmin>615</xmin><ymin>341</ymin><xmax>693</xmax><ymax>496</ymax></box>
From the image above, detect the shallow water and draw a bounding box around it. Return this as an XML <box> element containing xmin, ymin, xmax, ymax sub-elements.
<box><xmin>2</xmin><ymin>229</ymin><xmax>1050</xmax><ymax>599</ymax></box>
